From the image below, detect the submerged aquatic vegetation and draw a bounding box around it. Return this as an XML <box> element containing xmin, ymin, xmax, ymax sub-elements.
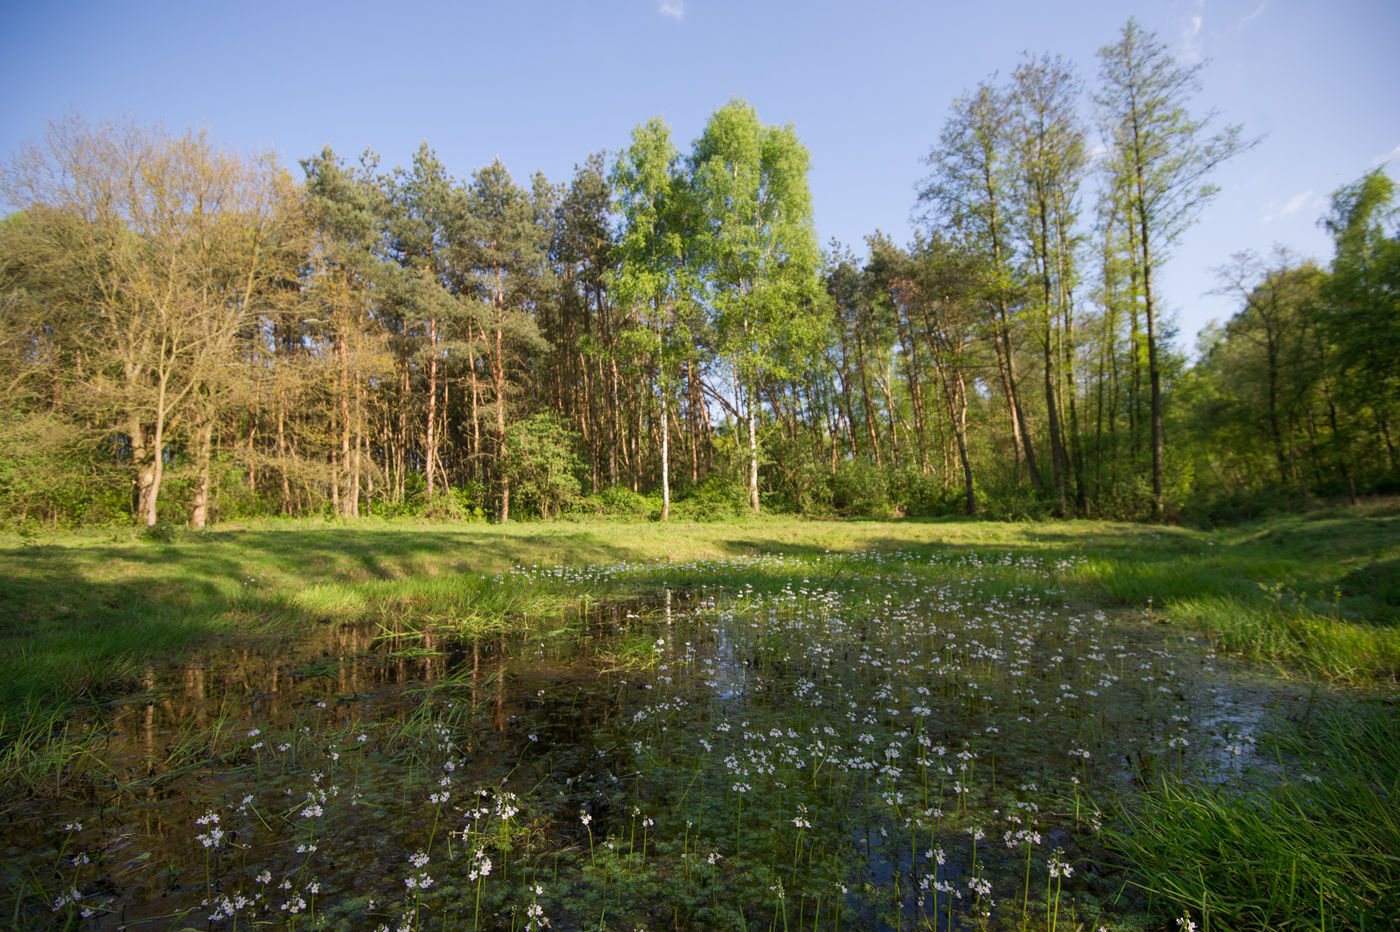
<box><xmin>1</xmin><ymin>546</ymin><xmax>1390</xmax><ymax>929</ymax></box>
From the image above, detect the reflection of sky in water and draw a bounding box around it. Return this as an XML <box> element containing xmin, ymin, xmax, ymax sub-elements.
<box><xmin>8</xmin><ymin>554</ymin><xmax>1328</xmax><ymax>929</ymax></box>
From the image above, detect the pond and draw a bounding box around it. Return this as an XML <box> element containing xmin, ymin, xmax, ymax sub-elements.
<box><xmin>4</xmin><ymin>549</ymin><xmax>1319</xmax><ymax>930</ymax></box>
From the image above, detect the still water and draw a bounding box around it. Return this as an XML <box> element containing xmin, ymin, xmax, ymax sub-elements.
<box><xmin>5</xmin><ymin>551</ymin><xmax>1313</xmax><ymax>930</ymax></box>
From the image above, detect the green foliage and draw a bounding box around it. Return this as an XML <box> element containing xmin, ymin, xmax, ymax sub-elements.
<box><xmin>0</xmin><ymin>96</ymin><xmax>1391</xmax><ymax>531</ymax></box>
<box><xmin>760</xmin><ymin>435</ymin><xmax>833</xmax><ymax>516</ymax></box>
<box><xmin>0</xmin><ymin>414</ymin><xmax>130</xmax><ymax>528</ymax></box>
<box><xmin>370</xmin><ymin>474</ymin><xmax>487</xmax><ymax>521</ymax></box>
<box><xmin>574</xmin><ymin>485</ymin><xmax>658</xmax><ymax>519</ymax></box>
<box><xmin>829</xmin><ymin>459</ymin><xmax>890</xmax><ymax>517</ymax></box>
<box><xmin>1320</xmin><ymin>169</ymin><xmax>1400</xmax><ymax>466</ymax></box>
<box><xmin>1178</xmin><ymin>484</ymin><xmax>1312</xmax><ymax>528</ymax></box>
<box><xmin>887</xmin><ymin>465</ymin><xmax>957</xmax><ymax>517</ymax></box>
<box><xmin>670</xmin><ymin>476</ymin><xmax>750</xmax><ymax>522</ymax></box>
<box><xmin>689</xmin><ymin>99</ymin><xmax>828</xmax><ymax>512</ymax></box>
<box><xmin>505</xmin><ymin>413</ymin><xmax>584</xmax><ymax>519</ymax></box>
<box><xmin>1109</xmin><ymin>702</ymin><xmax>1400</xmax><ymax>931</ymax></box>
<box><xmin>974</xmin><ymin>481</ymin><xmax>1056</xmax><ymax>522</ymax></box>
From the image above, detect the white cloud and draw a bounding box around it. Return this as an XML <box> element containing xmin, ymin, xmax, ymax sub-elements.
<box><xmin>658</xmin><ymin>0</ymin><xmax>684</xmax><ymax>21</ymax></box>
<box><xmin>1263</xmin><ymin>189</ymin><xmax>1320</xmax><ymax>224</ymax></box>
<box><xmin>1280</xmin><ymin>190</ymin><xmax>1314</xmax><ymax>216</ymax></box>
<box><xmin>1181</xmin><ymin>0</ymin><xmax>1205</xmax><ymax>63</ymax></box>
<box><xmin>1239</xmin><ymin>1</ymin><xmax>1267</xmax><ymax>26</ymax></box>
<box><xmin>1372</xmin><ymin>143</ymin><xmax>1400</xmax><ymax>167</ymax></box>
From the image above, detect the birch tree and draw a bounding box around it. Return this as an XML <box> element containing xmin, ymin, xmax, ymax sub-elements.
<box><xmin>689</xmin><ymin>100</ymin><xmax>823</xmax><ymax>513</ymax></box>
<box><xmin>1096</xmin><ymin>18</ymin><xmax>1248</xmax><ymax>516</ymax></box>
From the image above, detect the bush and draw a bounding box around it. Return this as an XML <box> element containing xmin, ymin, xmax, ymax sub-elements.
<box><xmin>830</xmin><ymin>458</ymin><xmax>891</xmax><ymax>517</ymax></box>
<box><xmin>671</xmin><ymin>475</ymin><xmax>749</xmax><ymax>522</ymax></box>
<box><xmin>424</xmin><ymin>483</ymin><xmax>488</xmax><ymax>521</ymax></box>
<box><xmin>1180</xmin><ymin>485</ymin><xmax>1312</xmax><ymax>528</ymax></box>
<box><xmin>0</xmin><ymin>415</ymin><xmax>132</xmax><ymax>528</ymax></box>
<box><xmin>571</xmin><ymin>485</ymin><xmax>658</xmax><ymax>519</ymax></box>
<box><xmin>977</xmin><ymin>483</ymin><xmax>1054</xmax><ymax>521</ymax></box>
<box><xmin>207</xmin><ymin>459</ymin><xmax>282</xmax><ymax>521</ymax></box>
<box><xmin>506</xmin><ymin>414</ymin><xmax>585</xmax><ymax>519</ymax></box>
<box><xmin>889</xmin><ymin>465</ymin><xmax>959</xmax><ymax>518</ymax></box>
<box><xmin>764</xmin><ymin>437</ymin><xmax>834</xmax><ymax>516</ymax></box>
<box><xmin>365</xmin><ymin>476</ymin><xmax>487</xmax><ymax>521</ymax></box>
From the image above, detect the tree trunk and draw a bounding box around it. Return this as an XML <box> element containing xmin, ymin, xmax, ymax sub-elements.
<box><xmin>426</xmin><ymin>315</ymin><xmax>438</xmax><ymax>498</ymax></box>
<box><xmin>337</xmin><ymin>332</ymin><xmax>353</xmax><ymax>518</ymax></box>
<box><xmin>660</xmin><ymin>391</ymin><xmax>670</xmax><ymax>521</ymax></box>
<box><xmin>130</xmin><ymin>412</ymin><xmax>159</xmax><ymax>527</ymax></box>
<box><xmin>747</xmin><ymin>389</ymin><xmax>760</xmax><ymax>513</ymax></box>
<box><xmin>1137</xmin><ymin>208</ymin><xmax>1165</xmax><ymax>519</ymax></box>
<box><xmin>494</xmin><ymin>325</ymin><xmax>509</xmax><ymax>523</ymax></box>
<box><xmin>688</xmin><ymin>362</ymin><xmax>703</xmax><ymax>482</ymax></box>
<box><xmin>350</xmin><ymin>372</ymin><xmax>363</xmax><ymax>517</ymax></box>
<box><xmin>191</xmin><ymin>416</ymin><xmax>215</xmax><ymax>528</ymax></box>
<box><xmin>1038</xmin><ymin>202</ymin><xmax>1068</xmax><ymax>516</ymax></box>
<box><xmin>276</xmin><ymin>395</ymin><xmax>292</xmax><ymax>515</ymax></box>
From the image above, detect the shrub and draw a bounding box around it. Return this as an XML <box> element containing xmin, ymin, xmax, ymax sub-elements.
<box><xmin>889</xmin><ymin>465</ymin><xmax>959</xmax><ymax>517</ymax></box>
<box><xmin>571</xmin><ymin>485</ymin><xmax>658</xmax><ymax>519</ymax></box>
<box><xmin>829</xmin><ymin>458</ymin><xmax>891</xmax><ymax>517</ymax></box>
<box><xmin>505</xmin><ymin>414</ymin><xmax>585</xmax><ymax>519</ymax></box>
<box><xmin>1180</xmin><ymin>485</ymin><xmax>1312</xmax><ymax>528</ymax></box>
<box><xmin>671</xmin><ymin>475</ymin><xmax>749</xmax><ymax>522</ymax></box>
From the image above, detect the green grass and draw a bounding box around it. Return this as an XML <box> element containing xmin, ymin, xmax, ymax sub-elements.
<box><xmin>2</xmin><ymin>505</ymin><xmax>1397</xmax><ymax>725</ymax></box>
<box><xmin>2</xmin><ymin>506</ymin><xmax>1398</xmax><ymax>929</ymax></box>
<box><xmin>1107</xmin><ymin>701</ymin><xmax>1400</xmax><ymax>931</ymax></box>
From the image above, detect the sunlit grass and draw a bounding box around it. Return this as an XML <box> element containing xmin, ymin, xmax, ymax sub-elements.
<box><xmin>0</xmin><ymin>522</ymin><xmax>1396</xmax><ymax>929</ymax></box>
<box><xmin>3</xmin><ymin>510</ymin><xmax>1398</xmax><ymax>728</ymax></box>
<box><xmin>1109</xmin><ymin>702</ymin><xmax>1400</xmax><ymax>931</ymax></box>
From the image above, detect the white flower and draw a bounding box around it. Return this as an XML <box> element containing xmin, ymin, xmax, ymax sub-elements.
<box><xmin>1048</xmin><ymin>850</ymin><xmax>1074</xmax><ymax>879</ymax></box>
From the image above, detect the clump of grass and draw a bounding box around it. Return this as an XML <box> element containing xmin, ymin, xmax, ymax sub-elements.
<box><xmin>0</xmin><ymin>706</ymin><xmax>79</xmax><ymax>798</ymax></box>
<box><xmin>1172</xmin><ymin>595</ymin><xmax>1400</xmax><ymax>682</ymax></box>
<box><xmin>290</xmin><ymin>583</ymin><xmax>368</xmax><ymax>618</ymax></box>
<box><xmin>1108</xmin><ymin>701</ymin><xmax>1400</xmax><ymax>931</ymax></box>
<box><xmin>596</xmin><ymin>633</ymin><xmax>666</xmax><ymax>672</ymax></box>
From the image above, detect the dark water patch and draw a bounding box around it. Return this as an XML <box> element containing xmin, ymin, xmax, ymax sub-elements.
<box><xmin>2</xmin><ymin>554</ymin><xmax>1345</xmax><ymax>930</ymax></box>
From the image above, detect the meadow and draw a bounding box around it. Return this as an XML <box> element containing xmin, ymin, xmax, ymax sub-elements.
<box><xmin>1</xmin><ymin>507</ymin><xmax>1397</xmax><ymax>930</ymax></box>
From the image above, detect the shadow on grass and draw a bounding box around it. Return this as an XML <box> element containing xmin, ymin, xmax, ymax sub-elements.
<box><xmin>4</xmin><ymin>511</ymin><xmax>1397</xmax><ymax>719</ymax></box>
<box><xmin>0</xmin><ymin>526</ymin><xmax>644</xmax><ymax>717</ymax></box>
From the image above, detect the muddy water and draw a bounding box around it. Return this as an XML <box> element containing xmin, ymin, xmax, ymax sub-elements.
<box><xmin>3</xmin><ymin>560</ymin><xmax>1321</xmax><ymax>931</ymax></box>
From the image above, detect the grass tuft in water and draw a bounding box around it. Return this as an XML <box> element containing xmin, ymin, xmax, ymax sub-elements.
<box><xmin>1107</xmin><ymin>701</ymin><xmax>1400</xmax><ymax>931</ymax></box>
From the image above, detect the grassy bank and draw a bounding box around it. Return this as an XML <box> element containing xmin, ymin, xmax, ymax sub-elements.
<box><xmin>3</xmin><ymin>507</ymin><xmax>1398</xmax><ymax>723</ymax></box>
<box><xmin>1107</xmin><ymin>700</ymin><xmax>1399</xmax><ymax>930</ymax></box>
<box><xmin>3</xmin><ymin>507</ymin><xmax>1398</xmax><ymax>929</ymax></box>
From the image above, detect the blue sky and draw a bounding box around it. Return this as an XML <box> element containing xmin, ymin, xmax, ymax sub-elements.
<box><xmin>3</xmin><ymin>0</ymin><xmax>1396</xmax><ymax>352</ymax></box>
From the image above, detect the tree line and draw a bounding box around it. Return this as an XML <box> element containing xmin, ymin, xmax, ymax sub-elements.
<box><xmin>1</xmin><ymin>20</ymin><xmax>1395</xmax><ymax>528</ymax></box>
